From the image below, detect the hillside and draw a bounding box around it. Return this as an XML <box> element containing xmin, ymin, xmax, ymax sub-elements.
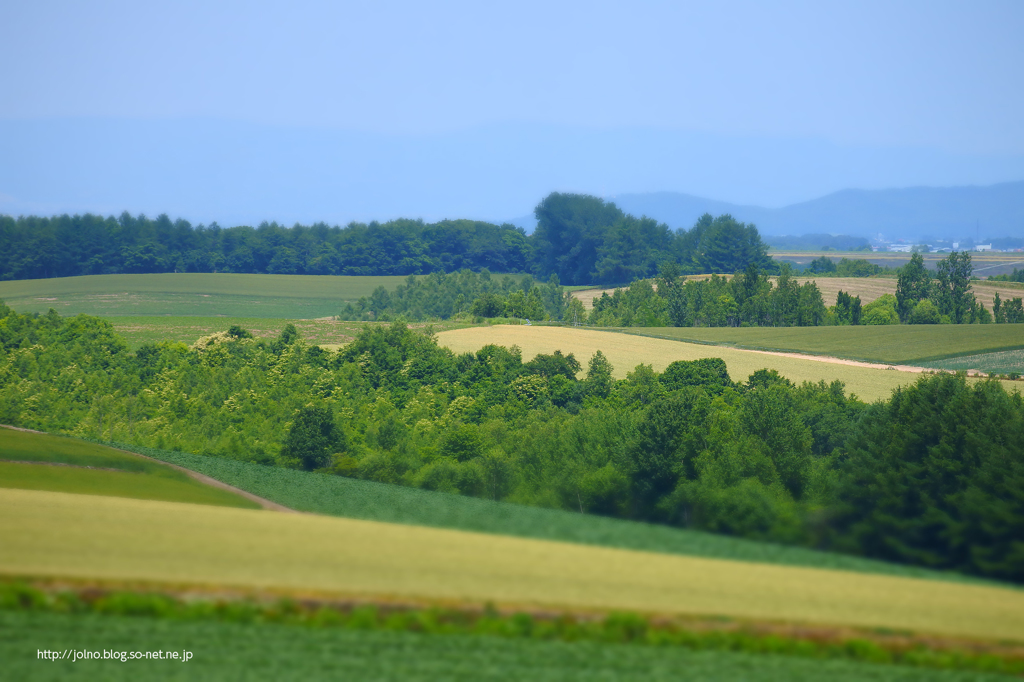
<box><xmin>437</xmin><ymin>325</ymin><xmax>919</xmax><ymax>401</ymax></box>
<box><xmin>0</xmin><ymin>427</ymin><xmax>259</xmax><ymax>509</ymax></box>
<box><xmin>4</xmin><ymin>487</ymin><xmax>1022</xmax><ymax>641</ymax></box>
<box><xmin>120</xmin><ymin>443</ymin><xmax>991</xmax><ymax>582</ymax></box>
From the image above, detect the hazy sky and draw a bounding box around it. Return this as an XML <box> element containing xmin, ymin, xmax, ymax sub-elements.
<box><xmin>2</xmin><ymin>0</ymin><xmax>1022</xmax><ymax>225</ymax></box>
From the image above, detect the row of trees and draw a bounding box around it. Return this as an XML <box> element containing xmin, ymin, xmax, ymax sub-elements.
<box><xmin>1</xmin><ymin>194</ymin><xmax>774</xmax><ymax>286</ymax></box>
<box><xmin>804</xmin><ymin>256</ymin><xmax>889</xmax><ymax>277</ymax></box>
<box><xmin>0</xmin><ymin>213</ymin><xmax>532</xmax><ymax>280</ymax></box>
<box><xmin>989</xmin><ymin>267</ymin><xmax>1024</xmax><ymax>283</ymax></box>
<box><xmin>338</xmin><ymin>271</ymin><xmax>568</xmax><ymax>322</ymax></box>
<box><xmin>579</xmin><ymin>251</ymin><xmax>1021</xmax><ymax>329</ymax></box>
<box><xmin>892</xmin><ymin>252</ymin><xmax>1017</xmax><ymax>324</ymax></box>
<box><xmin>588</xmin><ymin>264</ymin><xmax>832</xmax><ymax>328</ymax></box>
<box><xmin>2</xmin><ymin>305</ymin><xmax>1021</xmax><ymax>581</ymax></box>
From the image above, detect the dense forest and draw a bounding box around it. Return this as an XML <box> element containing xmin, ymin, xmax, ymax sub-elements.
<box><xmin>2</xmin><ymin>303</ymin><xmax>1021</xmax><ymax>582</ymax></box>
<box><xmin>0</xmin><ymin>194</ymin><xmax>773</xmax><ymax>286</ymax></box>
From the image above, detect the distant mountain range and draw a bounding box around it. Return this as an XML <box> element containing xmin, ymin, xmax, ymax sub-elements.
<box><xmin>508</xmin><ymin>182</ymin><xmax>1024</xmax><ymax>242</ymax></box>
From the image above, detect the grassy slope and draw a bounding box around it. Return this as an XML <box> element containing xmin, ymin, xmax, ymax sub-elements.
<box><xmin>0</xmin><ymin>429</ymin><xmax>257</xmax><ymax>509</ymax></box>
<box><xmin>5</xmin><ymin>612</ymin><xmax>1000</xmax><ymax>682</ymax></box>
<box><xmin>4</xmin><ymin>488</ymin><xmax>1023</xmax><ymax>641</ymax></box>
<box><xmin>123</xmin><ymin>445</ymin><xmax>997</xmax><ymax>585</ymax></box>
<box><xmin>615</xmin><ymin>324</ymin><xmax>1024</xmax><ymax>364</ymax></box>
<box><xmin>0</xmin><ymin>272</ymin><xmax>412</xmax><ymax>318</ymax></box>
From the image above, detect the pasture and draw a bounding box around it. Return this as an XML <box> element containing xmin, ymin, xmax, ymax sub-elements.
<box><xmin>0</xmin><ymin>272</ymin><xmax>411</xmax><ymax>318</ymax></box>
<box><xmin>617</xmin><ymin>324</ymin><xmax>1024</xmax><ymax>365</ymax></box>
<box><xmin>0</xmin><ymin>428</ymin><xmax>257</xmax><ymax>509</ymax></box>
<box><xmin>437</xmin><ymin>326</ymin><xmax>938</xmax><ymax>401</ymax></box>
<box><xmin>126</xmin><ymin>444</ymin><xmax>985</xmax><ymax>582</ymax></box>
<box><xmin>4</xmin><ymin>611</ymin><xmax>996</xmax><ymax>682</ymax></box>
<box><xmin>3</xmin><ymin>487</ymin><xmax>1023</xmax><ymax>641</ymax></box>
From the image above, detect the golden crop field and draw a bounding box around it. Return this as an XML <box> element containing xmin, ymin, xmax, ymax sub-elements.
<box><xmin>3</xmin><ymin>488</ymin><xmax>1023</xmax><ymax>642</ymax></box>
<box><xmin>438</xmin><ymin>326</ymin><xmax>930</xmax><ymax>401</ymax></box>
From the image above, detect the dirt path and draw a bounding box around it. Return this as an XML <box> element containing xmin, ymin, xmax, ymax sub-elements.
<box><xmin>0</xmin><ymin>425</ymin><xmax>296</xmax><ymax>513</ymax></box>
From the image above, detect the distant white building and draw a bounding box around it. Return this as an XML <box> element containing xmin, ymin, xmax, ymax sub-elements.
<box><xmin>975</xmin><ymin>244</ymin><xmax>992</xmax><ymax>252</ymax></box>
<box><xmin>888</xmin><ymin>244</ymin><xmax>912</xmax><ymax>253</ymax></box>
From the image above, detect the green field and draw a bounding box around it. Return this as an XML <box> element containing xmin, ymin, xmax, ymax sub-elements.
<box><xmin>0</xmin><ymin>429</ymin><xmax>257</xmax><ymax>509</ymax></box>
<box><xmin>920</xmin><ymin>349</ymin><xmax>1024</xmax><ymax>375</ymax></box>
<box><xmin>5</xmin><ymin>611</ymin><xmax>1002</xmax><ymax>682</ymax></box>
<box><xmin>615</xmin><ymin>324</ymin><xmax>1024</xmax><ymax>365</ymax></box>
<box><xmin>123</xmin><ymin>443</ymin><xmax>999</xmax><ymax>585</ymax></box>
<box><xmin>0</xmin><ymin>273</ymin><xmax>412</xmax><ymax>318</ymax></box>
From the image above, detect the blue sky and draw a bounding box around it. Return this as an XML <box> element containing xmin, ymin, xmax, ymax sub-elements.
<box><xmin>2</xmin><ymin>0</ymin><xmax>1022</xmax><ymax>225</ymax></box>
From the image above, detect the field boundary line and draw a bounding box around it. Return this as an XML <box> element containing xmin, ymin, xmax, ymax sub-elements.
<box><xmin>9</xmin><ymin>577</ymin><xmax>1024</xmax><ymax>658</ymax></box>
<box><xmin>0</xmin><ymin>426</ymin><xmax>296</xmax><ymax>514</ymax></box>
<box><xmin>0</xmin><ymin>460</ymin><xmax>132</xmax><ymax>473</ymax></box>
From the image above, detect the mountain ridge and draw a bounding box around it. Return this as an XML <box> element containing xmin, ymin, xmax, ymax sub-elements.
<box><xmin>507</xmin><ymin>182</ymin><xmax>1024</xmax><ymax>241</ymax></box>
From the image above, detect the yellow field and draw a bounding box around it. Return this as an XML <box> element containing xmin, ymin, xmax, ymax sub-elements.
<box><xmin>3</xmin><ymin>488</ymin><xmax>1023</xmax><ymax>641</ymax></box>
<box><xmin>439</xmin><ymin>326</ymin><xmax>929</xmax><ymax>401</ymax></box>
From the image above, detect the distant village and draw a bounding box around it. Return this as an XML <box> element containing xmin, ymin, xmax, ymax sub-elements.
<box><xmin>876</xmin><ymin>239</ymin><xmax>1021</xmax><ymax>254</ymax></box>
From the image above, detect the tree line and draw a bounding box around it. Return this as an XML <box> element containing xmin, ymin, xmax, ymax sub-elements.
<box><xmin>2</xmin><ymin>304</ymin><xmax>1022</xmax><ymax>582</ymax></box>
<box><xmin>338</xmin><ymin>271</ymin><xmax>570</xmax><ymax>322</ymax></box>
<box><xmin>0</xmin><ymin>194</ymin><xmax>775</xmax><ymax>286</ymax></box>
<box><xmin>573</xmin><ymin>251</ymin><xmax>1019</xmax><ymax>328</ymax></box>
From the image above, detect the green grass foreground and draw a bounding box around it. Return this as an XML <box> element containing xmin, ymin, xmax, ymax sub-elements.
<box><xmin>0</xmin><ymin>429</ymin><xmax>257</xmax><ymax>509</ymax></box>
<box><xmin>120</xmin><ymin>443</ymin><xmax>998</xmax><ymax>585</ymax></box>
<box><xmin>617</xmin><ymin>324</ymin><xmax>1024</xmax><ymax>364</ymax></box>
<box><xmin>1</xmin><ymin>585</ymin><xmax>1019</xmax><ymax>680</ymax></box>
